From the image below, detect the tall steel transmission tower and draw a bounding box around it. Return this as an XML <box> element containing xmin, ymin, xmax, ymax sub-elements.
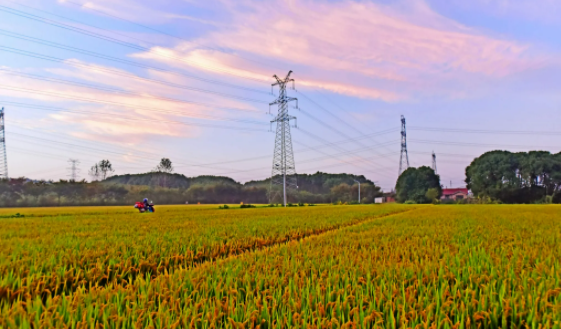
<box><xmin>398</xmin><ymin>115</ymin><xmax>409</xmax><ymax>176</ymax></box>
<box><xmin>67</xmin><ymin>159</ymin><xmax>80</xmax><ymax>181</ymax></box>
<box><xmin>0</xmin><ymin>108</ymin><xmax>8</xmax><ymax>180</ymax></box>
<box><xmin>269</xmin><ymin>71</ymin><xmax>298</xmax><ymax>207</ymax></box>
<box><xmin>432</xmin><ymin>151</ymin><xmax>437</xmax><ymax>174</ymax></box>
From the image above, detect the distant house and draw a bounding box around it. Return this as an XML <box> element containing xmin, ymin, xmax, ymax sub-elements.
<box><xmin>441</xmin><ymin>188</ymin><xmax>469</xmax><ymax>201</ymax></box>
<box><xmin>375</xmin><ymin>192</ymin><xmax>396</xmax><ymax>203</ymax></box>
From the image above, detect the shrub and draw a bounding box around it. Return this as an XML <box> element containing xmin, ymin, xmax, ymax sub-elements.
<box><xmin>0</xmin><ymin>213</ymin><xmax>25</xmax><ymax>219</ymax></box>
<box><xmin>404</xmin><ymin>200</ymin><xmax>417</xmax><ymax>204</ymax></box>
<box><xmin>240</xmin><ymin>204</ymin><xmax>256</xmax><ymax>208</ymax></box>
<box><xmin>218</xmin><ymin>205</ymin><xmax>229</xmax><ymax>209</ymax></box>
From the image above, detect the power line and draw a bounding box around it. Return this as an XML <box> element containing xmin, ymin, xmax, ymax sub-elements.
<box><xmin>3</xmin><ymin>2</ymin><xmax>406</xmax><ymax>179</ymax></box>
<box><xmin>298</xmin><ymin>90</ymin><xmax>396</xmax><ymax>159</ymax></box>
<box><xmin>297</xmin><ymin>129</ymin><xmax>397</xmax><ymax>178</ymax></box>
<box><xmin>62</xmin><ymin>0</ymin><xmax>283</xmax><ymax>73</ymax></box>
<box><xmin>0</xmin><ymin>47</ymin><xmax>269</xmax><ymax>105</ymax></box>
<box><xmin>409</xmin><ymin>126</ymin><xmax>561</xmax><ymax>136</ymax></box>
<box><xmin>0</xmin><ymin>67</ymin><xmax>268</xmax><ymax>110</ymax></box>
<box><xmin>0</xmin><ymin>29</ymin><xmax>270</xmax><ymax>95</ymax></box>
<box><xmin>9</xmin><ymin>132</ymin><xmax>247</xmax><ymax>173</ymax></box>
<box><xmin>409</xmin><ymin>139</ymin><xmax>561</xmax><ymax>150</ymax></box>
<box><xmin>0</xmin><ymin>86</ymin><xmax>271</xmax><ymax>128</ymax></box>
<box><xmin>296</xmin><ymin>113</ymin><xmax>397</xmax><ymax>176</ymax></box>
<box><xmin>0</xmin><ymin>4</ymin><xmax>268</xmax><ymax>83</ymax></box>
<box><xmin>296</xmin><ymin>110</ymin><xmax>396</xmax><ymax>171</ymax></box>
<box><xmin>1</xmin><ymin>101</ymin><xmax>267</xmax><ymax>128</ymax></box>
<box><xmin>9</xmin><ymin>114</ymin><xmax>400</xmax><ymax>172</ymax></box>
<box><xmin>9</xmin><ymin>124</ymin><xmax>401</xmax><ymax>183</ymax></box>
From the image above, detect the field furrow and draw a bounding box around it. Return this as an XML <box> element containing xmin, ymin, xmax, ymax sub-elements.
<box><xmin>0</xmin><ymin>204</ymin><xmax>413</xmax><ymax>307</ymax></box>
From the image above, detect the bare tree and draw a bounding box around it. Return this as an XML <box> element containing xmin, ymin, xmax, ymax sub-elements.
<box><xmin>155</xmin><ymin>158</ymin><xmax>173</xmax><ymax>173</ymax></box>
<box><xmin>99</xmin><ymin>160</ymin><xmax>114</xmax><ymax>180</ymax></box>
<box><xmin>89</xmin><ymin>160</ymin><xmax>114</xmax><ymax>181</ymax></box>
<box><xmin>88</xmin><ymin>163</ymin><xmax>100</xmax><ymax>181</ymax></box>
<box><xmin>154</xmin><ymin>158</ymin><xmax>173</xmax><ymax>187</ymax></box>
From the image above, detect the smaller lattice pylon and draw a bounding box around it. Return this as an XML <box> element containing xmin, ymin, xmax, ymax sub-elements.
<box><xmin>0</xmin><ymin>107</ymin><xmax>8</xmax><ymax>180</ymax></box>
<box><xmin>67</xmin><ymin>159</ymin><xmax>80</xmax><ymax>181</ymax></box>
<box><xmin>432</xmin><ymin>151</ymin><xmax>437</xmax><ymax>174</ymax></box>
<box><xmin>398</xmin><ymin>115</ymin><xmax>409</xmax><ymax>176</ymax></box>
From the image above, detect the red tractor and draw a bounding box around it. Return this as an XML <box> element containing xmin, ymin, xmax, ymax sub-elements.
<box><xmin>134</xmin><ymin>199</ymin><xmax>155</xmax><ymax>213</ymax></box>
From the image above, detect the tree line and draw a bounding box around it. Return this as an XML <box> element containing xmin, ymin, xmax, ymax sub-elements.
<box><xmin>1</xmin><ymin>158</ymin><xmax>383</xmax><ymax>207</ymax></box>
<box><xmin>0</xmin><ymin>179</ymin><xmax>382</xmax><ymax>207</ymax></box>
<box><xmin>394</xmin><ymin>150</ymin><xmax>561</xmax><ymax>204</ymax></box>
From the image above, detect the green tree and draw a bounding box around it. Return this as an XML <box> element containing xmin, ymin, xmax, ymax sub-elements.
<box><xmin>425</xmin><ymin>188</ymin><xmax>440</xmax><ymax>203</ymax></box>
<box><xmin>396</xmin><ymin>166</ymin><xmax>441</xmax><ymax>204</ymax></box>
<box><xmin>465</xmin><ymin>151</ymin><xmax>561</xmax><ymax>203</ymax></box>
<box><xmin>330</xmin><ymin>183</ymin><xmax>352</xmax><ymax>203</ymax></box>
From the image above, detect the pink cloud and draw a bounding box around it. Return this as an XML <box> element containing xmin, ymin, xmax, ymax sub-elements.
<box><xmin>0</xmin><ymin>63</ymin><xmax>266</xmax><ymax>144</ymax></box>
<box><xmin>129</xmin><ymin>0</ymin><xmax>542</xmax><ymax>101</ymax></box>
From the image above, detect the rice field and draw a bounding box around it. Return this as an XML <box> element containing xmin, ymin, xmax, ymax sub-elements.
<box><xmin>1</xmin><ymin>204</ymin><xmax>561</xmax><ymax>328</ymax></box>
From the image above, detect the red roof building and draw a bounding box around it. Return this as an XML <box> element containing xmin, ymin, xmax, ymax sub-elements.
<box><xmin>441</xmin><ymin>188</ymin><xmax>469</xmax><ymax>201</ymax></box>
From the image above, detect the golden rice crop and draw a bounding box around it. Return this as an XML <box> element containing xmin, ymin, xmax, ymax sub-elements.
<box><xmin>0</xmin><ymin>204</ymin><xmax>410</xmax><ymax>313</ymax></box>
<box><xmin>2</xmin><ymin>205</ymin><xmax>561</xmax><ymax>328</ymax></box>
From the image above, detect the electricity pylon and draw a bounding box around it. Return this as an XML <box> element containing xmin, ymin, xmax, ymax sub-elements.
<box><xmin>68</xmin><ymin>159</ymin><xmax>80</xmax><ymax>181</ymax></box>
<box><xmin>398</xmin><ymin>115</ymin><xmax>409</xmax><ymax>176</ymax></box>
<box><xmin>269</xmin><ymin>71</ymin><xmax>298</xmax><ymax>207</ymax></box>
<box><xmin>432</xmin><ymin>151</ymin><xmax>437</xmax><ymax>174</ymax></box>
<box><xmin>0</xmin><ymin>108</ymin><xmax>8</xmax><ymax>179</ymax></box>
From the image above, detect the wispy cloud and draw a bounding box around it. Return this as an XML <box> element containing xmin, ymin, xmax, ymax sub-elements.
<box><xmin>130</xmin><ymin>0</ymin><xmax>544</xmax><ymax>101</ymax></box>
<box><xmin>0</xmin><ymin>62</ymin><xmax>265</xmax><ymax>144</ymax></box>
<box><xmin>57</xmin><ymin>0</ymin><xmax>172</xmax><ymax>24</ymax></box>
<box><xmin>443</xmin><ymin>0</ymin><xmax>561</xmax><ymax>24</ymax></box>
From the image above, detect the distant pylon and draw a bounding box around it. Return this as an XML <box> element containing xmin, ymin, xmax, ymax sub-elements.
<box><xmin>398</xmin><ymin>115</ymin><xmax>409</xmax><ymax>176</ymax></box>
<box><xmin>67</xmin><ymin>159</ymin><xmax>80</xmax><ymax>181</ymax></box>
<box><xmin>269</xmin><ymin>71</ymin><xmax>298</xmax><ymax>207</ymax></box>
<box><xmin>0</xmin><ymin>108</ymin><xmax>8</xmax><ymax>179</ymax></box>
<box><xmin>432</xmin><ymin>151</ymin><xmax>437</xmax><ymax>174</ymax></box>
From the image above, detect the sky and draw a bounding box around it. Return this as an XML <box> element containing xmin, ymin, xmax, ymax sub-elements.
<box><xmin>0</xmin><ymin>0</ymin><xmax>560</xmax><ymax>191</ymax></box>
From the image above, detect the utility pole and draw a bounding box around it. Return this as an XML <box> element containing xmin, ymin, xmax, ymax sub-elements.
<box><xmin>353</xmin><ymin>179</ymin><xmax>361</xmax><ymax>203</ymax></box>
<box><xmin>67</xmin><ymin>159</ymin><xmax>80</xmax><ymax>181</ymax></box>
<box><xmin>269</xmin><ymin>71</ymin><xmax>298</xmax><ymax>207</ymax></box>
<box><xmin>432</xmin><ymin>151</ymin><xmax>437</xmax><ymax>174</ymax></box>
<box><xmin>398</xmin><ymin>115</ymin><xmax>409</xmax><ymax>176</ymax></box>
<box><xmin>0</xmin><ymin>108</ymin><xmax>8</xmax><ymax>180</ymax></box>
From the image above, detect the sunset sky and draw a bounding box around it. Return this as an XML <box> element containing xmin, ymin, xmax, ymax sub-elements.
<box><xmin>1</xmin><ymin>0</ymin><xmax>560</xmax><ymax>190</ymax></box>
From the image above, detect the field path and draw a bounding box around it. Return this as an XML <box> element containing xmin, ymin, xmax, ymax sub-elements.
<box><xmin>186</xmin><ymin>206</ymin><xmax>421</xmax><ymax>269</ymax></box>
<box><xmin>0</xmin><ymin>205</ymin><xmax>420</xmax><ymax>306</ymax></box>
